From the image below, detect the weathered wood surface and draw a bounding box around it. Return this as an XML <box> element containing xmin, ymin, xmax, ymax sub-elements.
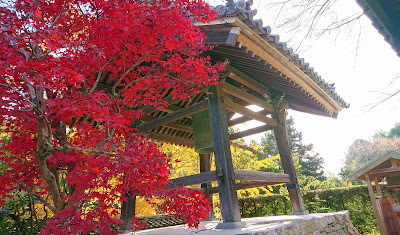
<box><xmin>169</xmin><ymin>171</ymin><xmax>217</xmax><ymax>187</ymax></box>
<box><xmin>200</xmin><ymin>153</ymin><xmax>214</xmax><ymax>220</ymax></box>
<box><xmin>221</xmin><ymin>82</ymin><xmax>273</xmax><ymax>113</ymax></box>
<box><xmin>234</xmin><ymin>170</ymin><xmax>290</xmax><ymax>183</ymax></box>
<box><xmin>228</xmin><ymin>109</ymin><xmax>270</xmax><ymax>126</ymax></box>
<box><xmin>273</xmin><ymin>103</ymin><xmax>306</xmax><ymax>213</ymax></box>
<box><xmin>147</xmin><ymin>133</ymin><xmax>194</xmax><ymax>147</ymax></box>
<box><xmin>140</xmin><ymin>116</ymin><xmax>192</xmax><ymax>132</ymax></box>
<box><xmin>225</xmin><ymin>65</ymin><xmax>269</xmax><ymax>96</ymax></box>
<box><xmin>366</xmin><ymin>175</ymin><xmax>388</xmax><ymax>235</ymax></box>
<box><xmin>229</xmin><ymin>125</ymin><xmax>273</xmax><ymax>140</ymax></box>
<box><xmin>224</xmin><ymin>99</ymin><xmax>277</xmax><ymax>127</ymax></box>
<box><xmin>137</xmin><ymin>100</ymin><xmax>208</xmax><ymax>132</ymax></box>
<box><xmin>207</xmin><ymin>85</ymin><xmax>242</xmax><ymax>223</ymax></box>
<box><xmin>196</xmin><ymin>180</ymin><xmax>288</xmax><ymax>194</ymax></box>
<box><xmin>369</xmin><ymin>167</ymin><xmax>400</xmax><ymax>179</ymax></box>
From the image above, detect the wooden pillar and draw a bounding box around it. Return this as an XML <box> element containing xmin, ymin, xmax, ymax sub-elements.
<box><xmin>374</xmin><ymin>177</ymin><xmax>382</xmax><ymax>197</ymax></box>
<box><xmin>272</xmin><ymin>104</ymin><xmax>307</xmax><ymax>214</ymax></box>
<box><xmin>366</xmin><ymin>175</ymin><xmax>387</xmax><ymax>235</ymax></box>
<box><xmin>207</xmin><ymin>85</ymin><xmax>246</xmax><ymax>229</ymax></box>
<box><xmin>200</xmin><ymin>153</ymin><xmax>214</xmax><ymax>220</ymax></box>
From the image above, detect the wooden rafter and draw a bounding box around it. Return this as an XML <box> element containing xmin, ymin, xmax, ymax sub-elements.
<box><xmin>221</xmin><ymin>82</ymin><xmax>273</xmax><ymax>113</ymax></box>
<box><xmin>137</xmin><ymin>100</ymin><xmax>208</xmax><ymax>132</ymax></box>
<box><xmin>229</xmin><ymin>125</ymin><xmax>273</xmax><ymax>140</ymax></box>
<box><xmin>223</xmin><ymin>98</ymin><xmax>277</xmax><ymax>127</ymax></box>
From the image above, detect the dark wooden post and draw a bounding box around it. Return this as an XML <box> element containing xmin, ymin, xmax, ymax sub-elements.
<box><xmin>272</xmin><ymin>102</ymin><xmax>307</xmax><ymax>214</ymax></box>
<box><xmin>199</xmin><ymin>153</ymin><xmax>214</xmax><ymax>220</ymax></box>
<box><xmin>207</xmin><ymin>85</ymin><xmax>246</xmax><ymax>229</ymax></box>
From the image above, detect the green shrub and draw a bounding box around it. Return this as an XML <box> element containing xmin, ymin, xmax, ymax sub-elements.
<box><xmin>239</xmin><ymin>185</ymin><xmax>388</xmax><ymax>234</ymax></box>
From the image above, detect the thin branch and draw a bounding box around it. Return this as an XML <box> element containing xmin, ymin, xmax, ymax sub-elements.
<box><xmin>50</xmin><ymin>145</ymin><xmax>117</xmax><ymax>156</ymax></box>
<box><xmin>50</xmin><ymin>0</ymin><xmax>68</xmax><ymax>28</ymax></box>
<box><xmin>15</xmin><ymin>181</ymin><xmax>57</xmax><ymax>213</ymax></box>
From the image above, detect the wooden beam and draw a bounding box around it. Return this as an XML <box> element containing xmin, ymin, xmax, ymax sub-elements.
<box><xmin>234</xmin><ymin>170</ymin><xmax>290</xmax><ymax>183</ymax></box>
<box><xmin>221</xmin><ymin>82</ymin><xmax>273</xmax><ymax>113</ymax></box>
<box><xmin>140</xmin><ymin>116</ymin><xmax>192</xmax><ymax>132</ymax></box>
<box><xmin>230</xmin><ymin>18</ymin><xmax>341</xmax><ymax>114</ymax></box>
<box><xmin>366</xmin><ymin>175</ymin><xmax>388</xmax><ymax>235</ymax></box>
<box><xmin>225</xmin><ymin>65</ymin><xmax>268</xmax><ymax>95</ymax></box>
<box><xmin>147</xmin><ymin>132</ymin><xmax>194</xmax><ymax>147</ymax></box>
<box><xmin>207</xmin><ymin>85</ymin><xmax>242</xmax><ymax>224</ymax></box>
<box><xmin>231</xmin><ymin>142</ymin><xmax>265</xmax><ymax>157</ymax></box>
<box><xmin>374</xmin><ymin>177</ymin><xmax>382</xmax><ymax>197</ymax></box>
<box><xmin>228</xmin><ymin>109</ymin><xmax>270</xmax><ymax>126</ymax></box>
<box><xmin>223</xmin><ymin>99</ymin><xmax>277</xmax><ymax>127</ymax></box>
<box><xmin>273</xmin><ymin>104</ymin><xmax>306</xmax><ymax>214</ymax></box>
<box><xmin>229</xmin><ymin>125</ymin><xmax>273</xmax><ymax>140</ymax></box>
<box><xmin>141</xmin><ymin>94</ymin><xmax>176</xmax><ymax>114</ymax></box>
<box><xmin>369</xmin><ymin>167</ymin><xmax>400</xmax><ymax>178</ymax></box>
<box><xmin>391</xmin><ymin>158</ymin><xmax>398</xmax><ymax>167</ymax></box>
<box><xmin>169</xmin><ymin>171</ymin><xmax>217</xmax><ymax>188</ymax></box>
<box><xmin>137</xmin><ymin>100</ymin><xmax>208</xmax><ymax>132</ymax></box>
<box><xmin>200</xmin><ymin>153</ymin><xmax>214</xmax><ymax>220</ymax></box>
<box><xmin>195</xmin><ymin>180</ymin><xmax>289</xmax><ymax>194</ymax></box>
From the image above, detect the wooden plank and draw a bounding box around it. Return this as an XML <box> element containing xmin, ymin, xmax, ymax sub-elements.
<box><xmin>200</xmin><ymin>153</ymin><xmax>214</xmax><ymax>220</ymax></box>
<box><xmin>147</xmin><ymin>132</ymin><xmax>194</xmax><ymax>147</ymax></box>
<box><xmin>273</xmin><ymin>104</ymin><xmax>306</xmax><ymax>213</ymax></box>
<box><xmin>141</xmin><ymin>95</ymin><xmax>175</xmax><ymax>114</ymax></box>
<box><xmin>223</xmin><ymin>99</ymin><xmax>277</xmax><ymax>127</ymax></box>
<box><xmin>231</xmin><ymin>142</ymin><xmax>265</xmax><ymax>157</ymax></box>
<box><xmin>375</xmin><ymin>177</ymin><xmax>382</xmax><ymax>197</ymax></box>
<box><xmin>169</xmin><ymin>171</ymin><xmax>217</xmax><ymax>187</ymax></box>
<box><xmin>221</xmin><ymin>82</ymin><xmax>273</xmax><ymax>113</ymax></box>
<box><xmin>207</xmin><ymin>85</ymin><xmax>242</xmax><ymax>223</ymax></box>
<box><xmin>234</xmin><ymin>170</ymin><xmax>290</xmax><ymax>183</ymax></box>
<box><xmin>230</xmin><ymin>19</ymin><xmax>341</xmax><ymax>114</ymax></box>
<box><xmin>195</xmin><ymin>180</ymin><xmax>288</xmax><ymax>194</ymax></box>
<box><xmin>228</xmin><ymin>110</ymin><xmax>270</xmax><ymax>126</ymax></box>
<box><xmin>366</xmin><ymin>175</ymin><xmax>388</xmax><ymax>235</ymax></box>
<box><xmin>369</xmin><ymin>167</ymin><xmax>400</xmax><ymax>178</ymax></box>
<box><xmin>137</xmin><ymin>100</ymin><xmax>208</xmax><ymax>132</ymax></box>
<box><xmin>140</xmin><ymin>116</ymin><xmax>192</xmax><ymax>132</ymax></box>
<box><xmin>225</xmin><ymin>65</ymin><xmax>268</xmax><ymax>95</ymax></box>
<box><xmin>229</xmin><ymin>125</ymin><xmax>273</xmax><ymax>140</ymax></box>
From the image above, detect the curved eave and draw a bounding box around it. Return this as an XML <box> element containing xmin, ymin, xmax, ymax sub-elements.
<box><xmin>197</xmin><ymin>17</ymin><xmax>348</xmax><ymax>118</ymax></box>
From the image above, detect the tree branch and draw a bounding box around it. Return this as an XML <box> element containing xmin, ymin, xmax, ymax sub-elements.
<box><xmin>15</xmin><ymin>181</ymin><xmax>57</xmax><ymax>213</ymax></box>
<box><xmin>50</xmin><ymin>0</ymin><xmax>68</xmax><ymax>28</ymax></box>
<box><xmin>50</xmin><ymin>145</ymin><xmax>117</xmax><ymax>156</ymax></box>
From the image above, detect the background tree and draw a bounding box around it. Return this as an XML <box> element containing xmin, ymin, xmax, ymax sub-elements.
<box><xmin>0</xmin><ymin>0</ymin><xmax>220</xmax><ymax>233</ymax></box>
<box><xmin>340</xmin><ymin>128</ymin><xmax>400</xmax><ymax>181</ymax></box>
<box><xmin>260</xmin><ymin>115</ymin><xmax>326</xmax><ymax>180</ymax></box>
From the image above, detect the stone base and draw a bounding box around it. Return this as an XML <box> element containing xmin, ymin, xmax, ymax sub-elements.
<box><xmin>215</xmin><ymin>221</ymin><xmax>248</xmax><ymax>229</ymax></box>
<box><xmin>290</xmin><ymin>210</ymin><xmax>309</xmax><ymax>215</ymax></box>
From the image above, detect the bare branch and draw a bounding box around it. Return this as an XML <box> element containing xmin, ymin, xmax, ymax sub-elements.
<box><xmin>15</xmin><ymin>181</ymin><xmax>57</xmax><ymax>213</ymax></box>
<box><xmin>50</xmin><ymin>145</ymin><xmax>117</xmax><ymax>156</ymax></box>
<box><xmin>50</xmin><ymin>0</ymin><xmax>68</xmax><ymax>28</ymax></box>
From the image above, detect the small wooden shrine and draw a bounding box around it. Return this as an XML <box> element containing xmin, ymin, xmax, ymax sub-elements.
<box><xmin>350</xmin><ymin>151</ymin><xmax>400</xmax><ymax>235</ymax></box>
<box><xmin>128</xmin><ymin>0</ymin><xmax>349</xmax><ymax>229</ymax></box>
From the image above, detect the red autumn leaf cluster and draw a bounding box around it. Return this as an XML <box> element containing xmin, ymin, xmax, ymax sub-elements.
<box><xmin>0</xmin><ymin>0</ymin><xmax>221</xmax><ymax>233</ymax></box>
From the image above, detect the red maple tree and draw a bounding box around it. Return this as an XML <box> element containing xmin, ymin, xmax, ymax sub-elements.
<box><xmin>0</xmin><ymin>0</ymin><xmax>221</xmax><ymax>233</ymax></box>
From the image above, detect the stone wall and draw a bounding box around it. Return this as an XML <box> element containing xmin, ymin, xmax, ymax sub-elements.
<box><xmin>246</xmin><ymin>211</ymin><xmax>359</xmax><ymax>235</ymax></box>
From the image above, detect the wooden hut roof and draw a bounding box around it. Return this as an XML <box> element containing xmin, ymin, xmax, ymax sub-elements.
<box><xmin>97</xmin><ymin>1</ymin><xmax>349</xmax><ymax>148</ymax></box>
<box><xmin>349</xmin><ymin>151</ymin><xmax>400</xmax><ymax>181</ymax></box>
<box><xmin>357</xmin><ymin>0</ymin><xmax>400</xmax><ymax>56</ymax></box>
<box><xmin>197</xmin><ymin>0</ymin><xmax>349</xmax><ymax>118</ymax></box>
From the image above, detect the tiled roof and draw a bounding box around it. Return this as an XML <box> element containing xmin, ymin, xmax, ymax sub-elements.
<box><xmin>211</xmin><ymin>0</ymin><xmax>349</xmax><ymax>109</ymax></box>
<box><xmin>357</xmin><ymin>0</ymin><xmax>400</xmax><ymax>57</ymax></box>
